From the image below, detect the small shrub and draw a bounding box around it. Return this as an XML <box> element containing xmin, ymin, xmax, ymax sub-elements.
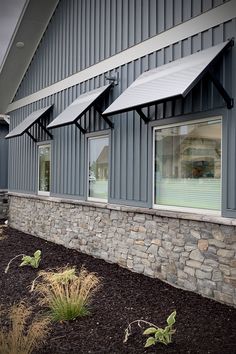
<box><xmin>0</xmin><ymin>302</ymin><xmax>50</xmax><ymax>354</ymax></box>
<box><xmin>0</xmin><ymin>226</ymin><xmax>6</xmax><ymax>241</ymax></box>
<box><xmin>124</xmin><ymin>310</ymin><xmax>176</xmax><ymax>348</ymax></box>
<box><xmin>20</xmin><ymin>250</ymin><xmax>41</xmax><ymax>269</ymax></box>
<box><xmin>33</xmin><ymin>266</ymin><xmax>101</xmax><ymax>321</ymax></box>
<box><xmin>5</xmin><ymin>250</ymin><xmax>41</xmax><ymax>273</ymax></box>
<box><xmin>0</xmin><ymin>222</ymin><xmax>8</xmax><ymax>240</ymax></box>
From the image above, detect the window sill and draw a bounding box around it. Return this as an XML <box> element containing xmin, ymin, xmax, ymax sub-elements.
<box><xmin>87</xmin><ymin>197</ymin><xmax>108</xmax><ymax>203</ymax></box>
<box><xmin>8</xmin><ymin>191</ymin><xmax>236</xmax><ymax>226</ymax></box>
<box><xmin>153</xmin><ymin>204</ymin><xmax>220</xmax><ymax>216</ymax></box>
<box><xmin>38</xmin><ymin>191</ymin><xmax>50</xmax><ymax>197</ymax></box>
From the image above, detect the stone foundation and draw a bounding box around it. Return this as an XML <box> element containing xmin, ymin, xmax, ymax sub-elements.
<box><xmin>9</xmin><ymin>193</ymin><xmax>236</xmax><ymax>306</ymax></box>
<box><xmin>0</xmin><ymin>191</ymin><xmax>8</xmax><ymax>220</ymax></box>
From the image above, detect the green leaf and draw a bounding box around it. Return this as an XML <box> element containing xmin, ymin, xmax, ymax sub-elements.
<box><xmin>144</xmin><ymin>337</ymin><xmax>156</xmax><ymax>348</ymax></box>
<box><xmin>22</xmin><ymin>256</ymin><xmax>31</xmax><ymax>262</ymax></box>
<box><xmin>143</xmin><ymin>327</ymin><xmax>157</xmax><ymax>335</ymax></box>
<box><xmin>20</xmin><ymin>256</ymin><xmax>31</xmax><ymax>266</ymax></box>
<box><xmin>34</xmin><ymin>250</ymin><xmax>41</xmax><ymax>258</ymax></box>
<box><xmin>167</xmin><ymin>311</ymin><xmax>176</xmax><ymax>326</ymax></box>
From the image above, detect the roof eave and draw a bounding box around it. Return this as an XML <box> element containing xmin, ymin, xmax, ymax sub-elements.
<box><xmin>0</xmin><ymin>0</ymin><xmax>59</xmax><ymax>114</ymax></box>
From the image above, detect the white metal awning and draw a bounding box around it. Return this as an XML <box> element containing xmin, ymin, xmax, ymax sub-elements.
<box><xmin>6</xmin><ymin>105</ymin><xmax>53</xmax><ymax>141</ymax></box>
<box><xmin>103</xmin><ymin>40</ymin><xmax>233</xmax><ymax>118</ymax></box>
<box><xmin>47</xmin><ymin>84</ymin><xmax>112</xmax><ymax>133</ymax></box>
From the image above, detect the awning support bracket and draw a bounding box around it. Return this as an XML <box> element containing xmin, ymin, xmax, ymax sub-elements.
<box><xmin>95</xmin><ymin>108</ymin><xmax>114</xmax><ymax>128</ymax></box>
<box><xmin>136</xmin><ymin>108</ymin><xmax>151</xmax><ymax>124</ymax></box>
<box><xmin>208</xmin><ymin>70</ymin><xmax>234</xmax><ymax>109</ymax></box>
<box><xmin>37</xmin><ymin>121</ymin><xmax>53</xmax><ymax>139</ymax></box>
<box><xmin>75</xmin><ymin>121</ymin><xmax>87</xmax><ymax>134</ymax></box>
<box><xmin>26</xmin><ymin>131</ymin><xmax>37</xmax><ymax>142</ymax></box>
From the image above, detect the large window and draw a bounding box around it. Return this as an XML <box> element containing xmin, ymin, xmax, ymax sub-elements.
<box><xmin>154</xmin><ymin>118</ymin><xmax>221</xmax><ymax>211</ymax></box>
<box><xmin>38</xmin><ymin>145</ymin><xmax>51</xmax><ymax>195</ymax></box>
<box><xmin>88</xmin><ymin>136</ymin><xmax>109</xmax><ymax>201</ymax></box>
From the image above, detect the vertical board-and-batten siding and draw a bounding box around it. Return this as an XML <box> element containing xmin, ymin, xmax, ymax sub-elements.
<box><xmin>13</xmin><ymin>0</ymin><xmax>228</xmax><ymax>100</ymax></box>
<box><xmin>0</xmin><ymin>124</ymin><xmax>8</xmax><ymax>189</ymax></box>
<box><xmin>8</xmin><ymin>0</ymin><xmax>236</xmax><ymax>217</ymax></box>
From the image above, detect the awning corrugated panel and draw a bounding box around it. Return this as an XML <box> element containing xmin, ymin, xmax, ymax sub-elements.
<box><xmin>6</xmin><ymin>105</ymin><xmax>52</xmax><ymax>139</ymax></box>
<box><xmin>103</xmin><ymin>40</ymin><xmax>232</xmax><ymax>116</ymax></box>
<box><xmin>47</xmin><ymin>84</ymin><xmax>112</xmax><ymax>129</ymax></box>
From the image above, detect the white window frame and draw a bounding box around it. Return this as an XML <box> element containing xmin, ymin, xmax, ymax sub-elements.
<box><xmin>152</xmin><ymin>116</ymin><xmax>222</xmax><ymax>215</ymax></box>
<box><xmin>38</xmin><ymin>143</ymin><xmax>51</xmax><ymax>196</ymax></box>
<box><xmin>87</xmin><ymin>134</ymin><xmax>109</xmax><ymax>203</ymax></box>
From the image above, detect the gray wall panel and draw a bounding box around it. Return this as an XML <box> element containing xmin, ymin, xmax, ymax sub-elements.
<box><xmin>14</xmin><ymin>0</ymin><xmax>227</xmax><ymax>101</ymax></box>
<box><xmin>0</xmin><ymin>124</ymin><xmax>8</xmax><ymax>189</ymax></box>
<box><xmin>8</xmin><ymin>2</ymin><xmax>236</xmax><ymax>216</ymax></box>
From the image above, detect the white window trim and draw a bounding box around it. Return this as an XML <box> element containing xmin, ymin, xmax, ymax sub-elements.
<box><xmin>87</xmin><ymin>135</ymin><xmax>109</xmax><ymax>203</ymax></box>
<box><xmin>38</xmin><ymin>143</ymin><xmax>51</xmax><ymax>196</ymax></box>
<box><xmin>87</xmin><ymin>196</ymin><xmax>108</xmax><ymax>203</ymax></box>
<box><xmin>152</xmin><ymin>116</ymin><xmax>222</xmax><ymax>215</ymax></box>
<box><xmin>38</xmin><ymin>190</ymin><xmax>50</xmax><ymax>197</ymax></box>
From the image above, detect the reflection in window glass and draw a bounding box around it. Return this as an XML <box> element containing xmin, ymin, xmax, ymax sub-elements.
<box><xmin>154</xmin><ymin>120</ymin><xmax>221</xmax><ymax>210</ymax></box>
<box><xmin>39</xmin><ymin>145</ymin><xmax>51</xmax><ymax>192</ymax></box>
<box><xmin>88</xmin><ymin>136</ymin><xmax>109</xmax><ymax>200</ymax></box>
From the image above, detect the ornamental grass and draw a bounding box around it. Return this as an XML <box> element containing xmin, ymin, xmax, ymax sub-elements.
<box><xmin>0</xmin><ymin>302</ymin><xmax>50</xmax><ymax>354</ymax></box>
<box><xmin>34</xmin><ymin>266</ymin><xmax>101</xmax><ymax>321</ymax></box>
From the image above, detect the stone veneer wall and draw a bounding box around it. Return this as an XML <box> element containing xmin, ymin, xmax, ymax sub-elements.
<box><xmin>0</xmin><ymin>191</ymin><xmax>8</xmax><ymax>220</ymax></box>
<box><xmin>9</xmin><ymin>194</ymin><xmax>236</xmax><ymax>306</ymax></box>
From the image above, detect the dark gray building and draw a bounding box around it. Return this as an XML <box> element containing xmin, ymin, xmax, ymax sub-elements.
<box><xmin>2</xmin><ymin>0</ymin><xmax>236</xmax><ymax>306</ymax></box>
<box><xmin>0</xmin><ymin>116</ymin><xmax>9</xmax><ymax>219</ymax></box>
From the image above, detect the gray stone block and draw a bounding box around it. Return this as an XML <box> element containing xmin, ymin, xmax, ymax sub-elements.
<box><xmin>8</xmin><ymin>195</ymin><xmax>236</xmax><ymax>307</ymax></box>
<box><xmin>217</xmin><ymin>249</ymin><xmax>234</xmax><ymax>258</ymax></box>
<box><xmin>189</xmin><ymin>249</ymin><xmax>204</xmax><ymax>262</ymax></box>
<box><xmin>196</xmin><ymin>269</ymin><xmax>212</xmax><ymax>280</ymax></box>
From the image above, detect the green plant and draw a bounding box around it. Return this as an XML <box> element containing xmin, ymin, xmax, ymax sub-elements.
<box><xmin>5</xmin><ymin>250</ymin><xmax>41</xmax><ymax>273</ymax></box>
<box><xmin>124</xmin><ymin>310</ymin><xmax>176</xmax><ymax>348</ymax></box>
<box><xmin>143</xmin><ymin>311</ymin><xmax>176</xmax><ymax>347</ymax></box>
<box><xmin>20</xmin><ymin>250</ymin><xmax>41</xmax><ymax>269</ymax></box>
<box><xmin>33</xmin><ymin>266</ymin><xmax>101</xmax><ymax>321</ymax></box>
<box><xmin>30</xmin><ymin>267</ymin><xmax>77</xmax><ymax>293</ymax></box>
<box><xmin>0</xmin><ymin>302</ymin><xmax>50</xmax><ymax>354</ymax></box>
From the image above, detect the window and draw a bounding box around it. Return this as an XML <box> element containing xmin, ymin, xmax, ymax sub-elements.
<box><xmin>154</xmin><ymin>118</ymin><xmax>221</xmax><ymax>212</ymax></box>
<box><xmin>38</xmin><ymin>145</ymin><xmax>51</xmax><ymax>195</ymax></box>
<box><xmin>88</xmin><ymin>136</ymin><xmax>109</xmax><ymax>201</ymax></box>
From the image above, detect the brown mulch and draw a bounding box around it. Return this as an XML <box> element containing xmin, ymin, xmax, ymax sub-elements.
<box><xmin>0</xmin><ymin>226</ymin><xmax>235</xmax><ymax>354</ymax></box>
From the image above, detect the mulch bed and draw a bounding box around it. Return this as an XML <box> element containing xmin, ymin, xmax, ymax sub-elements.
<box><xmin>0</xmin><ymin>226</ymin><xmax>236</xmax><ymax>354</ymax></box>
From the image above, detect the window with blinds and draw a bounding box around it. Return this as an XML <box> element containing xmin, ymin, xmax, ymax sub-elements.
<box><xmin>154</xmin><ymin>118</ymin><xmax>221</xmax><ymax>211</ymax></box>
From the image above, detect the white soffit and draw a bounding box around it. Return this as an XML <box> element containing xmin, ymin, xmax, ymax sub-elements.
<box><xmin>7</xmin><ymin>0</ymin><xmax>236</xmax><ymax>113</ymax></box>
<box><xmin>47</xmin><ymin>84</ymin><xmax>111</xmax><ymax>129</ymax></box>
<box><xmin>6</xmin><ymin>105</ymin><xmax>52</xmax><ymax>139</ymax></box>
<box><xmin>0</xmin><ymin>0</ymin><xmax>59</xmax><ymax>114</ymax></box>
<box><xmin>103</xmin><ymin>41</ymin><xmax>231</xmax><ymax>116</ymax></box>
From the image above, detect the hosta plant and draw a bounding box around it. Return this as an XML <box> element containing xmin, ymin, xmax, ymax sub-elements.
<box><xmin>124</xmin><ymin>310</ymin><xmax>176</xmax><ymax>348</ymax></box>
<box><xmin>5</xmin><ymin>250</ymin><xmax>41</xmax><ymax>273</ymax></box>
<box><xmin>33</xmin><ymin>266</ymin><xmax>101</xmax><ymax>321</ymax></box>
<box><xmin>0</xmin><ymin>302</ymin><xmax>50</xmax><ymax>354</ymax></box>
<box><xmin>20</xmin><ymin>250</ymin><xmax>41</xmax><ymax>268</ymax></box>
